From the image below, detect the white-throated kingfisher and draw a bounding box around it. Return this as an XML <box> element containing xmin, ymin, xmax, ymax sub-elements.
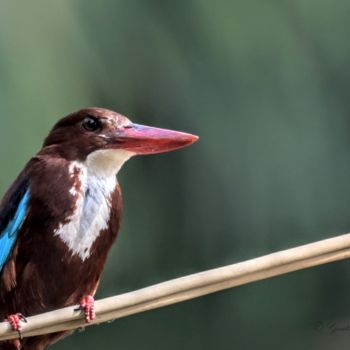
<box><xmin>0</xmin><ymin>108</ymin><xmax>198</xmax><ymax>350</ymax></box>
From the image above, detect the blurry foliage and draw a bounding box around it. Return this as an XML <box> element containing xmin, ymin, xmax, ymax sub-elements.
<box><xmin>1</xmin><ymin>1</ymin><xmax>350</xmax><ymax>349</ymax></box>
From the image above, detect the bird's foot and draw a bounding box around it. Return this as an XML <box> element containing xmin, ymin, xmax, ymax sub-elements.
<box><xmin>76</xmin><ymin>295</ymin><xmax>95</xmax><ymax>323</ymax></box>
<box><xmin>4</xmin><ymin>313</ymin><xmax>27</xmax><ymax>339</ymax></box>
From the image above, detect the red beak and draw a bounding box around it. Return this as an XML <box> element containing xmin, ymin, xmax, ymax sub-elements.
<box><xmin>114</xmin><ymin>123</ymin><xmax>199</xmax><ymax>155</ymax></box>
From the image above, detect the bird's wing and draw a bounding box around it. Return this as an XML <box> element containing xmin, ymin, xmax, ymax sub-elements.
<box><xmin>0</xmin><ymin>175</ymin><xmax>30</xmax><ymax>271</ymax></box>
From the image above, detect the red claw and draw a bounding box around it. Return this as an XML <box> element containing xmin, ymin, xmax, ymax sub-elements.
<box><xmin>5</xmin><ymin>313</ymin><xmax>27</xmax><ymax>339</ymax></box>
<box><xmin>79</xmin><ymin>295</ymin><xmax>96</xmax><ymax>323</ymax></box>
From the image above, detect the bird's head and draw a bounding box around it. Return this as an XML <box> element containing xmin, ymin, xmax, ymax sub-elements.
<box><xmin>42</xmin><ymin>108</ymin><xmax>198</xmax><ymax>175</ymax></box>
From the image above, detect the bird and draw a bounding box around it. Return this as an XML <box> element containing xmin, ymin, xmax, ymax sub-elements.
<box><xmin>0</xmin><ymin>108</ymin><xmax>198</xmax><ymax>350</ymax></box>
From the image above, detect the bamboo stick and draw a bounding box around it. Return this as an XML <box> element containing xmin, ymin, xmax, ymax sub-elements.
<box><xmin>0</xmin><ymin>232</ymin><xmax>350</xmax><ymax>341</ymax></box>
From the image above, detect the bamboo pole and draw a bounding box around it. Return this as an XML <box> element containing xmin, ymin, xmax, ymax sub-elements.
<box><xmin>1</xmin><ymin>232</ymin><xmax>350</xmax><ymax>341</ymax></box>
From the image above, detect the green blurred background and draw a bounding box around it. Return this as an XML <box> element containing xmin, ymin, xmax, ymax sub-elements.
<box><xmin>1</xmin><ymin>1</ymin><xmax>350</xmax><ymax>349</ymax></box>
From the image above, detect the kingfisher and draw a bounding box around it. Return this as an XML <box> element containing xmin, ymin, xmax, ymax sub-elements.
<box><xmin>0</xmin><ymin>108</ymin><xmax>198</xmax><ymax>350</ymax></box>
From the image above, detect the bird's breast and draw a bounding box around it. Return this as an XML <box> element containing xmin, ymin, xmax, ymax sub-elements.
<box><xmin>54</xmin><ymin>161</ymin><xmax>118</xmax><ymax>261</ymax></box>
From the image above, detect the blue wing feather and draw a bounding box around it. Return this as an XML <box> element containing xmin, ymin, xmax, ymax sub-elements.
<box><xmin>0</xmin><ymin>188</ymin><xmax>30</xmax><ymax>271</ymax></box>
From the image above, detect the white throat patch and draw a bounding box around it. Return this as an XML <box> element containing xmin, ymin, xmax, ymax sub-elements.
<box><xmin>54</xmin><ymin>149</ymin><xmax>133</xmax><ymax>261</ymax></box>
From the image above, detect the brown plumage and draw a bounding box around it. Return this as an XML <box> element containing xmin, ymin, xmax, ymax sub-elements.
<box><xmin>0</xmin><ymin>108</ymin><xmax>198</xmax><ymax>349</ymax></box>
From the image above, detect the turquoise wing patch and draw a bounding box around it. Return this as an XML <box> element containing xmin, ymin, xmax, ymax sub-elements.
<box><xmin>0</xmin><ymin>188</ymin><xmax>30</xmax><ymax>271</ymax></box>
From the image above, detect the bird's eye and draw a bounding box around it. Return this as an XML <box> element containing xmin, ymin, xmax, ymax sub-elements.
<box><xmin>82</xmin><ymin>116</ymin><xmax>101</xmax><ymax>132</ymax></box>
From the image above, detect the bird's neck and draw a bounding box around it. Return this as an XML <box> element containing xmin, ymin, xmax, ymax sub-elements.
<box><xmin>85</xmin><ymin>149</ymin><xmax>133</xmax><ymax>178</ymax></box>
<box><xmin>54</xmin><ymin>149</ymin><xmax>132</xmax><ymax>261</ymax></box>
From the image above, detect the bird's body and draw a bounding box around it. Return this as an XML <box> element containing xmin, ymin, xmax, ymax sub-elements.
<box><xmin>0</xmin><ymin>154</ymin><xmax>123</xmax><ymax>349</ymax></box>
<box><xmin>0</xmin><ymin>108</ymin><xmax>197</xmax><ymax>350</ymax></box>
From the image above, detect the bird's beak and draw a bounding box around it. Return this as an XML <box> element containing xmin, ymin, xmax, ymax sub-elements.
<box><xmin>111</xmin><ymin>123</ymin><xmax>199</xmax><ymax>155</ymax></box>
